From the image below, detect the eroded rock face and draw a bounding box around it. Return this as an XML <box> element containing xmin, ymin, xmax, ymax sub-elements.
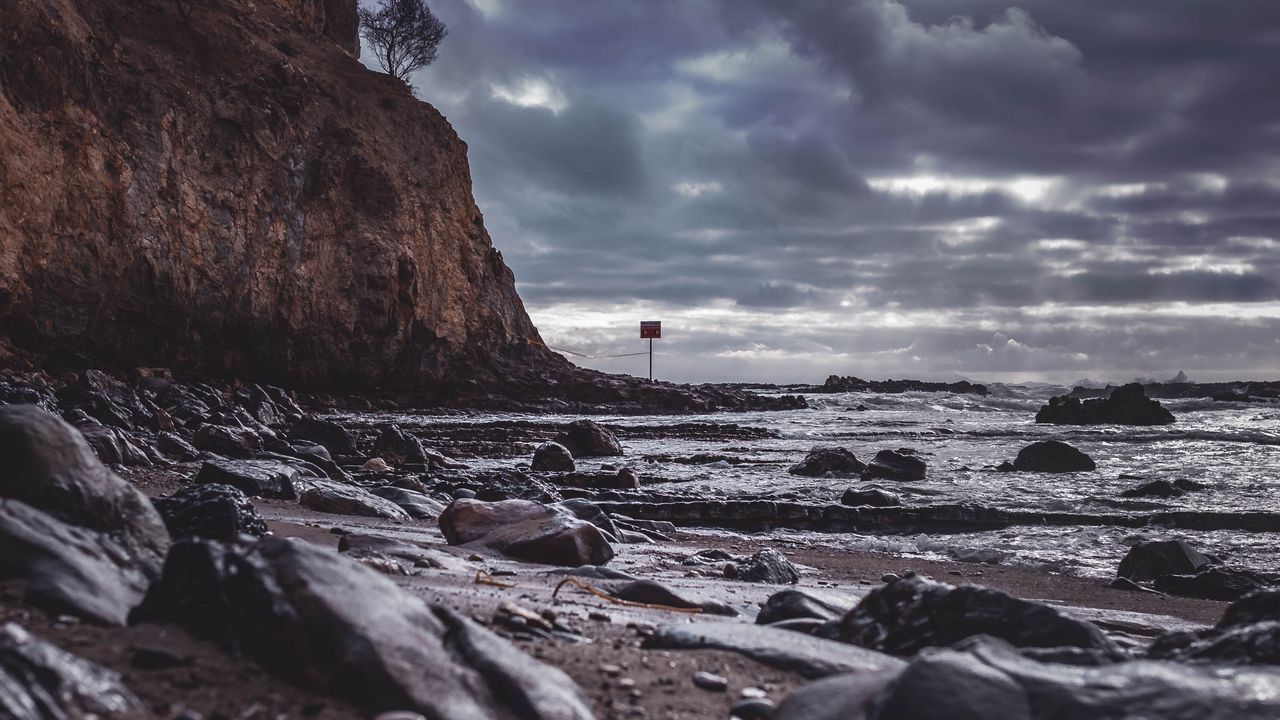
<box><xmin>439</xmin><ymin>498</ymin><xmax>614</xmax><ymax>566</ymax></box>
<box><xmin>0</xmin><ymin>622</ymin><xmax>143</xmax><ymax>719</ymax></box>
<box><xmin>0</xmin><ymin>0</ymin><xmax>548</xmax><ymax>390</ymax></box>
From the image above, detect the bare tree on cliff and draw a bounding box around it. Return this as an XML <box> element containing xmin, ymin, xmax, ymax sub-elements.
<box><xmin>359</xmin><ymin>0</ymin><xmax>447</xmax><ymax>83</ymax></box>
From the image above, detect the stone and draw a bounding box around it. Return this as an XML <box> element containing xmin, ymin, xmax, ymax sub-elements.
<box><xmin>0</xmin><ymin>622</ymin><xmax>143</xmax><ymax>719</ymax></box>
<box><xmin>195</xmin><ymin>458</ymin><xmax>303</xmax><ymax>499</ymax></box>
<box><xmin>860</xmin><ymin>450</ymin><xmax>926</xmax><ymax>482</ymax></box>
<box><xmin>1036</xmin><ymin>383</ymin><xmax>1176</xmax><ymax>425</ymax></box>
<box><xmin>731</xmin><ymin>697</ymin><xmax>776</xmax><ymax>720</ymax></box>
<box><xmin>1120</xmin><ymin>479</ymin><xmax>1185</xmax><ymax>498</ymax></box>
<box><xmin>789</xmin><ymin>447</ymin><xmax>865</xmax><ymax>477</ymax></box>
<box><xmin>192</xmin><ymin>424</ymin><xmax>262</xmax><ymax>458</ymax></box>
<box><xmin>531</xmin><ymin>441</ymin><xmax>575</xmax><ymax>472</ymax></box>
<box><xmin>156</xmin><ymin>431</ymin><xmax>200</xmax><ymax>461</ymax></box>
<box><xmin>838</xmin><ymin>574</ymin><xmax>1119</xmax><ymax>657</ymax></box>
<box><xmin>841</xmin><ymin>488</ymin><xmax>901</xmax><ymax>507</ymax></box>
<box><xmin>757</xmin><ymin>589</ymin><xmax>854</xmax><ymax>626</ymax></box>
<box><xmin>132</xmin><ymin>538</ymin><xmax>593</xmax><ymax>718</ymax></box>
<box><xmin>371</xmin><ymin>486</ymin><xmax>447</xmax><ymax>519</ymax></box>
<box><xmin>1154</xmin><ymin>566</ymin><xmax>1273</xmax><ymax>601</ymax></box>
<box><xmin>77</xmin><ymin>424</ymin><xmax>152</xmax><ymax>466</ymax></box>
<box><xmin>599</xmin><ymin>579</ymin><xmax>738</xmax><ymax>616</ymax></box>
<box><xmin>337</xmin><ymin>533</ymin><xmax>469</xmax><ymax>572</ymax></box>
<box><xmin>0</xmin><ymin>406</ymin><xmax>170</xmax><ymax>625</ymax></box>
<box><xmin>871</xmin><ymin>649</ymin><xmax>1033</xmax><ymax>720</ymax></box>
<box><xmin>301</xmin><ymin>481</ymin><xmax>412</xmax><ymax>520</ymax></box>
<box><xmin>361</xmin><ymin>457</ymin><xmax>390</xmax><ymax>471</ymax></box>
<box><xmin>555</xmin><ymin>420</ymin><xmax>623</xmax><ymax>457</ymax></box>
<box><xmin>735</xmin><ymin>548</ymin><xmax>801</xmax><ymax>584</ymax></box>
<box><xmin>290</xmin><ymin>417</ymin><xmax>357</xmax><ymax>457</ymax></box>
<box><xmin>1116</xmin><ymin>539</ymin><xmax>1211</xmax><ymax>581</ymax></box>
<box><xmin>374</xmin><ymin>425</ymin><xmax>428</xmax><ymax>466</ymax></box>
<box><xmin>1150</xmin><ymin>588</ymin><xmax>1280</xmax><ymax>664</ymax></box>
<box><xmin>1011</xmin><ymin>440</ymin><xmax>1096</xmax><ymax>472</ymax></box>
<box><xmin>152</xmin><ymin>484</ymin><xmax>268</xmax><ymax>541</ymax></box>
<box><xmin>773</xmin><ymin>670</ymin><xmax>902</xmax><ymax>720</ymax></box>
<box><xmin>548</xmin><ymin>470</ymin><xmax>640</xmax><ymax>490</ymax></box>
<box><xmin>439</xmin><ymin>498</ymin><xmax>614</xmax><ymax>566</ymax></box>
<box><xmin>692</xmin><ymin>671</ymin><xmax>728</xmax><ymax>691</ymax></box>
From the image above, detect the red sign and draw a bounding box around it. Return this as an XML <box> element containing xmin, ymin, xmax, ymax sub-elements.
<box><xmin>640</xmin><ymin>321</ymin><xmax>661</xmax><ymax>339</ymax></box>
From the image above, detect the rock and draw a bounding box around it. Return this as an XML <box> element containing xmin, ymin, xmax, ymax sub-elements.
<box><xmin>156</xmin><ymin>431</ymin><xmax>200</xmax><ymax>461</ymax></box>
<box><xmin>0</xmin><ymin>405</ymin><xmax>170</xmax><ymax>625</ymax></box>
<box><xmin>132</xmin><ymin>538</ymin><xmax>593</xmax><ymax>718</ymax></box>
<box><xmin>838</xmin><ymin>574</ymin><xmax>1120</xmax><ymax>657</ymax></box>
<box><xmin>995</xmin><ymin>461</ymin><xmax>1016</xmax><ymax>472</ymax></box>
<box><xmin>337</xmin><ymin>533</ymin><xmax>469</xmax><ymax>572</ymax></box>
<box><xmin>757</xmin><ymin>589</ymin><xmax>854</xmax><ymax>626</ymax></box>
<box><xmin>599</xmin><ymin>579</ymin><xmax>738</xmax><ymax>616</ymax></box>
<box><xmin>644</xmin><ymin>621</ymin><xmax>905</xmax><ymax>679</ymax></box>
<box><xmin>77</xmin><ymin>424</ymin><xmax>152</xmax><ymax>466</ymax></box>
<box><xmin>1154</xmin><ymin>566</ymin><xmax>1273</xmax><ymax>601</ymax></box>
<box><xmin>301</xmin><ymin>481</ymin><xmax>412</xmax><ymax>520</ymax></box>
<box><xmin>290</xmin><ymin>417</ymin><xmax>357</xmax><ymax>457</ymax></box>
<box><xmin>439</xmin><ymin>498</ymin><xmax>614</xmax><ymax>566</ymax></box>
<box><xmin>1176</xmin><ymin>478</ymin><xmax>1209</xmax><ymax>492</ymax></box>
<box><xmin>374</xmin><ymin>425</ymin><xmax>428</xmax><ymax>466</ymax></box>
<box><xmin>693</xmin><ymin>671</ymin><xmax>728</xmax><ymax>691</ymax></box>
<box><xmin>1035</xmin><ymin>383</ymin><xmax>1175</xmax><ymax>425</ymax></box>
<box><xmin>773</xmin><ymin>669</ymin><xmax>902</xmax><ymax>720</ymax></box>
<box><xmin>0</xmin><ymin>622</ymin><xmax>143</xmax><ymax>718</ymax></box>
<box><xmin>735</xmin><ymin>548</ymin><xmax>801</xmax><ymax>584</ymax></box>
<box><xmin>195</xmin><ymin>458</ymin><xmax>303</xmax><ymax>499</ymax></box>
<box><xmin>860</xmin><ymin>450</ymin><xmax>926</xmax><ymax>482</ymax></box>
<box><xmin>192</xmin><ymin>424</ymin><xmax>262</xmax><ymax>458</ymax></box>
<box><xmin>789</xmin><ymin>447</ymin><xmax>865</xmax><ymax>477</ymax></box>
<box><xmin>841</xmin><ymin>488</ymin><xmax>901</xmax><ymax>507</ymax></box>
<box><xmin>1120</xmin><ymin>479</ymin><xmax>1185</xmax><ymax>498</ymax></box>
<box><xmin>1011</xmin><ymin>440</ymin><xmax>1096</xmax><ymax>472</ymax></box>
<box><xmin>870</xmin><ymin>649</ymin><xmax>1033</xmax><ymax>720</ymax></box>
<box><xmin>556</xmin><ymin>419</ymin><xmax>623</xmax><ymax>457</ymax></box>
<box><xmin>555</xmin><ymin>498</ymin><xmax>623</xmax><ymax>541</ymax></box>
<box><xmin>548</xmin><ymin>469</ymin><xmax>640</xmax><ymax>490</ymax></box>
<box><xmin>152</xmin><ymin>484</ymin><xmax>268</xmax><ymax>541</ymax></box>
<box><xmin>361</xmin><ymin>457</ymin><xmax>390</xmax><ymax>471</ymax></box>
<box><xmin>1116</xmin><ymin>539</ymin><xmax>1211</xmax><ymax>581</ymax></box>
<box><xmin>732</xmin><ymin>697</ymin><xmax>776</xmax><ymax>720</ymax></box>
<box><xmin>1150</xmin><ymin>588</ymin><xmax>1280</xmax><ymax>663</ymax></box>
<box><xmin>371</xmin><ymin>486</ymin><xmax>447</xmax><ymax>519</ymax></box>
<box><xmin>531</xmin><ymin>441</ymin><xmax>575</xmax><ymax>472</ymax></box>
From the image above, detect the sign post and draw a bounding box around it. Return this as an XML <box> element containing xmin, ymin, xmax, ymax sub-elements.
<box><xmin>640</xmin><ymin>321</ymin><xmax>661</xmax><ymax>381</ymax></box>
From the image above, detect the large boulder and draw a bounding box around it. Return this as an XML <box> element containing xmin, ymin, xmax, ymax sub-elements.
<box><xmin>0</xmin><ymin>405</ymin><xmax>170</xmax><ymax>625</ymax></box>
<box><xmin>439</xmin><ymin>498</ymin><xmax>614</xmax><ymax>566</ymax></box>
<box><xmin>1116</xmin><ymin>539</ymin><xmax>1211</xmax><ymax>581</ymax></box>
<box><xmin>789</xmin><ymin>447</ymin><xmax>865</xmax><ymax>477</ymax></box>
<box><xmin>838</xmin><ymin>574</ymin><xmax>1119</xmax><ymax>657</ymax></box>
<box><xmin>194</xmin><ymin>458</ymin><xmax>305</xmax><ymax>499</ymax></box>
<box><xmin>860</xmin><ymin>450</ymin><xmax>926</xmax><ymax>482</ymax></box>
<box><xmin>757</xmin><ymin>589</ymin><xmax>855</xmax><ymax>626</ymax></box>
<box><xmin>289</xmin><ymin>417</ymin><xmax>357</xmax><ymax>458</ymax></box>
<box><xmin>1035</xmin><ymin>383</ymin><xmax>1175</xmax><ymax>425</ymax></box>
<box><xmin>132</xmin><ymin>538</ymin><xmax>593</xmax><ymax>718</ymax></box>
<box><xmin>1011</xmin><ymin>440</ymin><xmax>1096</xmax><ymax>472</ymax></box>
<box><xmin>192</xmin><ymin>424</ymin><xmax>263</xmax><ymax>458</ymax></box>
<box><xmin>531</xmin><ymin>441</ymin><xmax>575</xmax><ymax>472</ymax></box>
<box><xmin>0</xmin><ymin>622</ymin><xmax>144</xmax><ymax>719</ymax></box>
<box><xmin>152</xmin><ymin>483</ymin><xmax>268</xmax><ymax>541</ymax></box>
<box><xmin>555</xmin><ymin>420</ymin><xmax>623</xmax><ymax>457</ymax></box>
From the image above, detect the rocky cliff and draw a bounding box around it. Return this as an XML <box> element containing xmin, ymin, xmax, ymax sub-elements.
<box><xmin>0</xmin><ymin>0</ymin><xmax>552</xmax><ymax>389</ymax></box>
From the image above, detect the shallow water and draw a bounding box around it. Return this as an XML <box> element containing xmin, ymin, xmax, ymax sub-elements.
<box><xmin>379</xmin><ymin>386</ymin><xmax>1280</xmax><ymax>578</ymax></box>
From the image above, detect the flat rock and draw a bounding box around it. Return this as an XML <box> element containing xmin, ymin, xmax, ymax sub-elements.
<box><xmin>1011</xmin><ymin>440</ymin><xmax>1096</xmax><ymax>473</ymax></box>
<box><xmin>0</xmin><ymin>622</ymin><xmax>143</xmax><ymax>719</ymax></box>
<box><xmin>1121</xmin><ymin>479</ymin><xmax>1185</xmax><ymax>498</ymax></box>
<box><xmin>192</xmin><ymin>423</ymin><xmax>262</xmax><ymax>458</ymax></box>
<box><xmin>439</xmin><ymin>498</ymin><xmax>614</xmax><ymax>566</ymax></box>
<box><xmin>860</xmin><ymin>450</ymin><xmax>926</xmax><ymax>482</ymax></box>
<box><xmin>195</xmin><ymin>458</ymin><xmax>303</xmax><ymax>499</ymax></box>
<box><xmin>643</xmin><ymin>621</ymin><xmax>905</xmax><ymax>679</ymax></box>
<box><xmin>152</xmin><ymin>483</ymin><xmax>267</xmax><ymax>541</ymax></box>
<box><xmin>371</xmin><ymin>486</ymin><xmax>447</xmax><ymax>519</ymax></box>
<box><xmin>301</xmin><ymin>481</ymin><xmax>411</xmax><ymax>520</ymax></box>
<box><xmin>337</xmin><ymin>533</ymin><xmax>471</xmax><ymax>572</ymax></box>
<box><xmin>757</xmin><ymin>589</ymin><xmax>855</xmax><ymax>626</ymax></box>
<box><xmin>598</xmin><ymin>579</ymin><xmax>739</xmax><ymax>616</ymax></box>
<box><xmin>841</xmin><ymin>488</ymin><xmax>901</xmax><ymax>507</ymax></box>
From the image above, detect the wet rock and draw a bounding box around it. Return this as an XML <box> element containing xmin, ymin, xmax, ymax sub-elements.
<box><xmin>152</xmin><ymin>484</ymin><xmax>267</xmax><ymax>541</ymax></box>
<box><xmin>773</xmin><ymin>669</ymin><xmax>902</xmax><ymax>720</ymax></box>
<box><xmin>549</xmin><ymin>469</ymin><xmax>640</xmax><ymax>490</ymax></box>
<box><xmin>439</xmin><ymin>498</ymin><xmax>614</xmax><ymax>566</ymax></box>
<box><xmin>693</xmin><ymin>671</ymin><xmax>728</xmax><ymax>691</ymax></box>
<box><xmin>132</xmin><ymin>538</ymin><xmax>593</xmax><ymax>718</ymax></box>
<box><xmin>789</xmin><ymin>447</ymin><xmax>865</xmax><ymax>477</ymax></box>
<box><xmin>644</xmin><ymin>621</ymin><xmax>905</xmax><ymax>679</ymax></box>
<box><xmin>599</xmin><ymin>579</ymin><xmax>739</xmax><ymax>616</ymax></box>
<box><xmin>292</xmin><ymin>442</ymin><xmax>348</xmax><ymax>480</ymax></box>
<box><xmin>192</xmin><ymin>424</ymin><xmax>262</xmax><ymax>458</ymax></box>
<box><xmin>1011</xmin><ymin>440</ymin><xmax>1096</xmax><ymax>473</ymax></box>
<box><xmin>0</xmin><ymin>406</ymin><xmax>169</xmax><ymax>625</ymax></box>
<box><xmin>860</xmin><ymin>450</ymin><xmax>926</xmax><ymax>482</ymax></box>
<box><xmin>757</xmin><ymin>589</ymin><xmax>854</xmax><ymax>626</ymax></box>
<box><xmin>735</xmin><ymin>548</ymin><xmax>801</xmax><ymax>584</ymax></box>
<box><xmin>1176</xmin><ymin>478</ymin><xmax>1209</xmax><ymax>492</ymax></box>
<box><xmin>556</xmin><ymin>498</ymin><xmax>623</xmax><ymax>541</ymax></box>
<box><xmin>77</xmin><ymin>424</ymin><xmax>152</xmax><ymax>466</ymax></box>
<box><xmin>371</xmin><ymin>486</ymin><xmax>447</xmax><ymax>519</ymax></box>
<box><xmin>1120</xmin><ymin>479</ymin><xmax>1185</xmax><ymax>498</ymax></box>
<box><xmin>841</xmin><ymin>488</ymin><xmax>902</xmax><ymax>507</ymax></box>
<box><xmin>1154</xmin><ymin>566</ymin><xmax>1274</xmax><ymax>601</ymax></box>
<box><xmin>555</xmin><ymin>419</ymin><xmax>623</xmax><ymax>457</ymax></box>
<box><xmin>373</xmin><ymin>425</ymin><xmax>427</xmax><ymax>466</ymax></box>
<box><xmin>1036</xmin><ymin>383</ymin><xmax>1175</xmax><ymax>426</ymax></box>
<box><xmin>337</xmin><ymin>533</ymin><xmax>470</xmax><ymax>572</ymax></box>
<box><xmin>1116</xmin><ymin>539</ymin><xmax>1210</xmax><ymax>581</ymax></box>
<box><xmin>0</xmin><ymin>622</ymin><xmax>143</xmax><ymax>718</ymax></box>
<box><xmin>732</xmin><ymin>697</ymin><xmax>776</xmax><ymax>720</ymax></box>
<box><xmin>1150</xmin><ymin>588</ymin><xmax>1280</xmax><ymax>663</ymax></box>
<box><xmin>195</xmin><ymin>458</ymin><xmax>303</xmax><ymax>500</ymax></box>
<box><xmin>301</xmin><ymin>481</ymin><xmax>412</xmax><ymax>520</ymax></box>
<box><xmin>156</xmin><ymin>431</ymin><xmax>200</xmax><ymax>461</ymax></box>
<box><xmin>531</xmin><ymin>441</ymin><xmax>575</xmax><ymax>472</ymax></box>
<box><xmin>361</xmin><ymin>457</ymin><xmax>390</xmax><ymax>472</ymax></box>
<box><xmin>290</xmin><ymin>416</ymin><xmax>357</xmax><ymax>457</ymax></box>
<box><xmin>838</xmin><ymin>574</ymin><xmax>1120</xmax><ymax>657</ymax></box>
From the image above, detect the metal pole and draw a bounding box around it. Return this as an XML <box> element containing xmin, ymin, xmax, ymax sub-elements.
<box><xmin>649</xmin><ymin>338</ymin><xmax>653</xmax><ymax>381</ymax></box>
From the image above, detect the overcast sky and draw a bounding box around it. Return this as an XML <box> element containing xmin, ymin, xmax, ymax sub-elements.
<box><xmin>364</xmin><ymin>0</ymin><xmax>1280</xmax><ymax>385</ymax></box>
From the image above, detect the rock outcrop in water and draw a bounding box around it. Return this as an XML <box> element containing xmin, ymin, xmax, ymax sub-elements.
<box><xmin>807</xmin><ymin>376</ymin><xmax>989</xmax><ymax>395</ymax></box>
<box><xmin>1036</xmin><ymin>383</ymin><xmax>1175</xmax><ymax>425</ymax></box>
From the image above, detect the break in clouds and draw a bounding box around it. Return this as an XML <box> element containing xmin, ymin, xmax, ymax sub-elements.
<box><xmin>368</xmin><ymin>0</ymin><xmax>1280</xmax><ymax>384</ymax></box>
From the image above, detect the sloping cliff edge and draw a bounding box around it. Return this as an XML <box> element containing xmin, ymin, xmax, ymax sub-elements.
<box><xmin>0</xmin><ymin>0</ymin><xmax>556</xmax><ymax>390</ymax></box>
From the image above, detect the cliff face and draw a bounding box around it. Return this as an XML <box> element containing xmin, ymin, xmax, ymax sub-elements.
<box><xmin>0</xmin><ymin>0</ymin><xmax>551</xmax><ymax>389</ymax></box>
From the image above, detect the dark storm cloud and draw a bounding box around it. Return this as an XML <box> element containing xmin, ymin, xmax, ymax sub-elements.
<box><xmin>370</xmin><ymin>0</ymin><xmax>1280</xmax><ymax>381</ymax></box>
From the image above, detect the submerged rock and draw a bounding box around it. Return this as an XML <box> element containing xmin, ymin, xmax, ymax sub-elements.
<box><xmin>1121</xmin><ymin>479</ymin><xmax>1185</xmax><ymax>498</ymax></box>
<box><xmin>0</xmin><ymin>622</ymin><xmax>143</xmax><ymax>719</ymax></box>
<box><xmin>555</xmin><ymin>419</ymin><xmax>623</xmax><ymax>457</ymax></box>
<box><xmin>860</xmin><ymin>450</ymin><xmax>926</xmax><ymax>482</ymax></box>
<box><xmin>132</xmin><ymin>538</ymin><xmax>593</xmax><ymax>718</ymax></box>
<box><xmin>1036</xmin><ymin>383</ymin><xmax>1175</xmax><ymax>425</ymax></box>
<box><xmin>152</xmin><ymin>483</ymin><xmax>267</xmax><ymax>541</ymax></box>
<box><xmin>1116</xmin><ymin>539</ymin><xmax>1210</xmax><ymax>581</ymax></box>
<box><xmin>1011</xmin><ymin>440</ymin><xmax>1096</xmax><ymax>472</ymax></box>
<box><xmin>531</xmin><ymin>441</ymin><xmax>575</xmax><ymax>472</ymax></box>
<box><xmin>789</xmin><ymin>447</ymin><xmax>865</xmax><ymax>477</ymax></box>
<box><xmin>439</xmin><ymin>498</ymin><xmax>614</xmax><ymax>566</ymax></box>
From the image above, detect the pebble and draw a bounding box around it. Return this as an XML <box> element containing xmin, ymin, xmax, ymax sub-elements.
<box><xmin>600</xmin><ymin>663</ymin><xmax>623</xmax><ymax>676</ymax></box>
<box><xmin>693</xmin><ymin>671</ymin><xmax>729</xmax><ymax>692</ymax></box>
<box><xmin>730</xmin><ymin>697</ymin><xmax>776</xmax><ymax>719</ymax></box>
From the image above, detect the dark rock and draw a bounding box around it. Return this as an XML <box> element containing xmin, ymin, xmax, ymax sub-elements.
<box><xmin>838</xmin><ymin>574</ymin><xmax>1120</xmax><ymax>657</ymax></box>
<box><xmin>789</xmin><ymin>447</ymin><xmax>865</xmax><ymax>477</ymax></box>
<box><xmin>132</xmin><ymin>538</ymin><xmax>593</xmax><ymax>717</ymax></box>
<box><xmin>555</xmin><ymin>419</ymin><xmax>623</xmax><ymax>457</ymax></box>
<box><xmin>1011</xmin><ymin>440</ymin><xmax>1096</xmax><ymax>472</ymax></box>
<box><xmin>1035</xmin><ymin>383</ymin><xmax>1175</xmax><ymax>425</ymax></box>
<box><xmin>290</xmin><ymin>416</ymin><xmax>357</xmax><ymax>457</ymax></box>
<box><xmin>643</xmin><ymin>621</ymin><xmax>905</xmax><ymax>679</ymax></box>
<box><xmin>300</xmin><ymin>481</ymin><xmax>412</xmax><ymax>520</ymax></box>
<box><xmin>870</xmin><ymin>649</ymin><xmax>1033</xmax><ymax>720</ymax></box>
<box><xmin>531</xmin><ymin>441</ymin><xmax>575</xmax><ymax>472</ymax></box>
<box><xmin>773</xmin><ymin>669</ymin><xmax>902</xmax><ymax>720</ymax></box>
<box><xmin>152</xmin><ymin>484</ymin><xmax>267</xmax><ymax>541</ymax></box>
<box><xmin>193</xmin><ymin>424</ymin><xmax>262</xmax><ymax>458</ymax></box>
<box><xmin>995</xmin><ymin>461</ymin><xmax>1016</xmax><ymax>472</ymax></box>
<box><xmin>373</xmin><ymin>425</ymin><xmax>427</xmax><ymax>466</ymax></box>
<box><xmin>555</xmin><ymin>498</ymin><xmax>623</xmax><ymax>541</ymax></box>
<box><xmin>1120</xmin><ymin>479</ymin><xmax>1185</xmax><ymax>498</ymax></box>
<box><xmin>370</xmin><ymin>486</ymin><xmax>446</xmax><ymax>519</ymax></box>
<box><xmin>814</xmin><ymin>376</ymin><xmax>988</xmax><ymax>396</ymax></box>
<box><xmin>195</xmin><ymin>459</ymin><xmax>302</xmax><ymax>499</ymax></box>
<box><xmin>736</xmin><ymin>548</ymin><xmax>801</xmax><ymax>584</ymax></box>
<box><xmin>77</xmin><ymin>424</ymin><xmax>152</xmax><ymax>466</ymax></box>
<box><xmin>731</xmin><ymin>697</ymin><xmax>777</xmax><ymax>720</ymax></box>
<box><xmin>156</xmin><ymin>431</ymin><xmax>200</xmax><ymax>461</ymax></box>
<box><xmin>0</xmin><ymin>406</ymin><xmax>169</xmax><ymax>625</ymax></box>
<box><xmin>548</xmin><ymin>469</ymin><xmax>640</xmax><ymax>490</ymax></box>
<box><xmin>757</xmin><ymin>590</ymin><xmax>854</xmax><ymax>626</ymax></box>
<box><xmin>0</xmin><ymin>622</ymin><xmax>143</xmax><ymax>718</ymax></box>
<box><xmin>292</xmin><ymin>442</ymin><xmax>348</xmax><ymax>480</ymax></box>
<box><xmin>1107</xmin><ymin>577</ymin><xmax>1164</xmax><ymax>594</ymax></box>
<box><xmin>1150</xmin><ymin>588</ymin><xmax>1280</xmax><ymax>664</ymax></box>
<box><xmin>860</xmin><ymin>450</ymin><xmax>926</xmax><ymax>482</ymax></box>
<box><xmin>337</xmin><ymin>533</ymin><xmax>469</xmax><ymax>572</ymax></box>
<box><xmin>600</xmin><ymin>579</ymin><xmax>738</xmax><ymax>616</ymax></box>
<box><xmin>692</xmin><ymin>671</ymin><xmax>728</xmax><ymax>691</ymax></box>
<box><xmin>1176</xmin><ymin>478</ymin><xmax>1210</xmax><ymax>492</ymax></box>
<box><xmin>841</xmin><ymin>488</ymin><xmax>901</xmax><ymax>507</ymax></box>
<box><xmin>1116</xmin><ymin>540</ymin><xmax>1210</xmax><ymax>581</ymax></box>
<box><xmin>439</xmin><ymin>498</ymin><xmax>614</xmax><ymax>566</ymax></box>
<box><xmin>1154</xmin><ymin>567</ymin><xmax>1274</xmax><ymax>601</ymax></box>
